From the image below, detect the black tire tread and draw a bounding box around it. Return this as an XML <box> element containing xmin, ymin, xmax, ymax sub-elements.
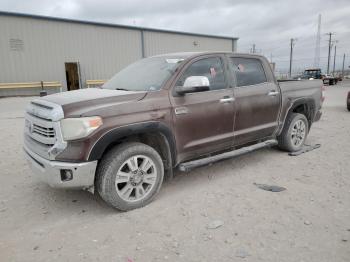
<box><xmin>96</xmin><ymin>142</ymin><xmax>164</xmax><ymax>211</ymax></box>
<box><xmin>277</xmin><ymin>113</ymin><xmax>309</xmax><ymax>152</ymax></box>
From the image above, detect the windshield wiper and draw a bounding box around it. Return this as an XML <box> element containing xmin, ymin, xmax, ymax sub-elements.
<box><xmin>115</xmin><ymin>88</ymin><xmax>130</xmax><ymax>91</ymax></box>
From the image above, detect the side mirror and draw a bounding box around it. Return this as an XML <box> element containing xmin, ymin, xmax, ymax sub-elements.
<box><xmin>175</xmin><ymin>76</ymin><xmax>210</xmax><ymax>95</ymax></box>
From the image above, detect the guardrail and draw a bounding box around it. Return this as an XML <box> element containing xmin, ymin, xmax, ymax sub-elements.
<box><xmin>86</xmin><ymin>80</ymin><xmax>106</xmax><ymax>88</ymax></box>
<box><xmin>0</xmin><ymin>81</ymin><xmax>62</xmax><ymax>92</ymax></box>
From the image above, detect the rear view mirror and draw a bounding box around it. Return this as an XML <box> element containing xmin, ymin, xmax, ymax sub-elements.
<box><xmin>175</xmin><ymin>76</ymin><xmax>210</xmax><ymax>95</ymax></box>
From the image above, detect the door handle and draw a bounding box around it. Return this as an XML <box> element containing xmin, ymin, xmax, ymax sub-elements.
<box><xmin>219</xmin><ymin>97</ymin><xmax>235</xmax><ymax>103</ymax></box>
<box><xmin>267</xmin><ymin>90</ymin><xmax>279</xmax><ymax>96</ymax></box>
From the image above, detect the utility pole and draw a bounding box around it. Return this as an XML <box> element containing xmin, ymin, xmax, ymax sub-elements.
<box><xmin>314</xmin><ymin>14</ymin><xmax>321</xmax><ymax>68</ymax></box>
<box><xmin>332</xmin><ymin>44</ymin><xmax>337</xmax><ymax>75</ymax></box>
<box><xmin>342</xmin><ymin>53</ymin><xmax>346</xmax><ymax>77</ymax></box>
<box><xmin>251</xmin><ymin>44</ymin><xmax>256</xmax><ymax>54</ymax></box>
<box><xmin>289</xmin><ymin>38</ymin><xmax>296</xmax><ymax>78</ymax></box>
<box><xmin>326</xmin><ymin>32</ymin><xmax>334</xmax><ymax>74</ymax></box>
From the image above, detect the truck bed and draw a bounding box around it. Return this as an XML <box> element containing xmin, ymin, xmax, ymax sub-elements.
<box><xmin>277</xmin><ymin>79</ymin><xmax>323</xmax><ymax>130</ymax></box>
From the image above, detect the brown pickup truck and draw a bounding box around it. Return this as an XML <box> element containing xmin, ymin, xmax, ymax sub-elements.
<box><xmin>24</xmin><ymin>52</ymin><xmax>323</xmax><ymax>210</ymax></box>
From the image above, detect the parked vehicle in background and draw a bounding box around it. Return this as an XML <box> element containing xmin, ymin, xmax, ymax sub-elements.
<box><xmin>23</xmin><ymin>52</ymin><xmax>324</xmax><ymax>211</ymax></box>
<box><xmin>323</xmin><ymin>74</ymin><xmax>338</xmax><ymax>85</ymax></box>
<box><xmin>303</xmin><ymin>68</ymin><xmax>322</xmax><ymax>79</ymax></box>
<box><xmin>334</xmin><ymin>74</ymin><xmax>343</xmax><ymax>82</ymax></box>
<box><xmin>302</xmin><ymin>68</ymin><xmax>337</xmax><ymax>85</ymax></box>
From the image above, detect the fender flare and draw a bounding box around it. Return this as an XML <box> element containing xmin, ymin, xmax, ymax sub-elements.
<box><xmin>87</xmin><ymin>121</ymin><xmax>177</xmax><ymax>164</ymax></box>
<box><xmin>278</xmin><ymin>98</ymin><xmax>316</xmax><ymax>136</ymax></box>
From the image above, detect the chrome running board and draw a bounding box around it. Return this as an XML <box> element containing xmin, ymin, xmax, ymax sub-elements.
<box><xmin>178</xmin><ymin>139</ymin><xmax>278</xmax><ymax>172</ymax></box>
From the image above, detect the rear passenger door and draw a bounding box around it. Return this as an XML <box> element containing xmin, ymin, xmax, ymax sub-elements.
<box><xmin>229</xmin><ymin>56</ymin><xmax>281</xmax><ymax>146</ymax></box>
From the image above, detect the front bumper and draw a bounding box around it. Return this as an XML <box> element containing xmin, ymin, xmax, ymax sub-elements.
<box><xmin>24</xmin><ymin>144</ymin><xmax>97</xmax><ymax>189</ymax></box>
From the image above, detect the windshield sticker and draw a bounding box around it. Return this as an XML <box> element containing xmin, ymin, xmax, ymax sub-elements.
<box><xmin>210</xmin><ymin>67</ymin><xmax>216</xmax><ymax>77</ymax></box>
<box><xmin>237</xmin><ymin>64</ymin><xmax>245</xmax><ymax>72</ymax></box>
<box><xmin>166</xmin><ymin>58</ymin><xmax>184</xmax><ymax>64</ymax></box>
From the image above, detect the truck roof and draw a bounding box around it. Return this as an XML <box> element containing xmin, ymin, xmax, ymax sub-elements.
<box><xmin>151</xmin><ymin>52</ymin><xmax>265</xmax><ymax>59</ymax></box>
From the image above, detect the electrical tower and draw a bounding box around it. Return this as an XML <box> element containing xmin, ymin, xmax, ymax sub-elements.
<box><xmin>289</xmin><ymin>38</ymin><xmax>297</xmax><ymax>77</ymax></box>
<box><xmin>313</xmin><ymin>14</ymin><xmax>321</xmax><ymax>68</ymax></box>
<box><xmin>332</xmin><ymin>41</ymin><xmax>338</xmax><ymax>75</ymax></box>
<box><xmin>326</xmin><ymin>32</ymin><xmax>335</xmax><ymax>74</ymax></box>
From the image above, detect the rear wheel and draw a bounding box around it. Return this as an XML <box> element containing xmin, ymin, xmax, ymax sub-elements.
<box><xmin>277</xmin><ymin>113</ymin><xmax>309</xmax><ymax>152</ymax></box>
<box><xmin>96</xmin><ymin>142</ymin><xmax>164</xmax><ymax>211</ymax></box>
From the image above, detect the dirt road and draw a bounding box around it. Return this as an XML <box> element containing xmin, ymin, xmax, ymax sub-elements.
<box><xmin>0</xmin><ymin>82</ymin><xmax>349</xmax><ymax>262</ymax></box>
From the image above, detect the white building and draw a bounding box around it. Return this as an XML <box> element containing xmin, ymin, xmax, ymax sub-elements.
<box><xmin>0</xmin><ymin>11</ymin><xmax>238</xmax><ymax>96</ymax></box>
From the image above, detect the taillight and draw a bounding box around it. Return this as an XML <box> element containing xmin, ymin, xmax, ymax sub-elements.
<box><xmin>321</xmin><ymin>86</ymin><xmax>325</xmax><ymax>103</ymax></box>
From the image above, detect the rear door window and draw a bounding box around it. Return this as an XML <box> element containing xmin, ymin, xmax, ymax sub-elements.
<box><xmin>230</xmin><ymin>57</ymin><xmax>267</xmax><ymax>87</ymax></box>
<box><xmin>177</xmin><ymin>57</ymin><xmax>226</xmax><ymax>91</ymax></box>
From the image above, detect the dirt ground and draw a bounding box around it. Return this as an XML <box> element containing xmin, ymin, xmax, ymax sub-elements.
<box><xmin>0</xmin><ymin>82</ymin><xmax>349</xmax><ymax>262</ymax></box>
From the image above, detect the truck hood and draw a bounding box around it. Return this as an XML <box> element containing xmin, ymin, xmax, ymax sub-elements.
<box><xmin>41</xmin><ymin>88</ymin><xmax>147</xmax><ymax>117</ymax></box>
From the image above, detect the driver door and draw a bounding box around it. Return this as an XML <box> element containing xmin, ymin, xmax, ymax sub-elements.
<box><xmin>169</xmin><ymin>55</ymin><xmax>235</xmax><ymax>163</ymax></box>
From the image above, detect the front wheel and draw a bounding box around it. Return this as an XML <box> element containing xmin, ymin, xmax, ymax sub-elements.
<box><xmin>277</xmin><ymin>113</ymin><xmax>309</xmax><ymax>152</ymax></box>
<box><xmin>96</xmin><ymin>142</ymin><xmax>164</xmax><ymax>211</ymax></box>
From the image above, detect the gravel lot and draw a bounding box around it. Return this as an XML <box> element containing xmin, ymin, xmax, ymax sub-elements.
<box><xmin>0</xmin><ymin>82</ymin><xmax>349</xmax><ymax>262</ymax></box>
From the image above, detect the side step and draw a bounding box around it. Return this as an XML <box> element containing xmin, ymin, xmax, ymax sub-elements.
<box><xmin>178</xmin><ymin>139</ymin><xmax>278</xmax><ymax>172</ymax></box>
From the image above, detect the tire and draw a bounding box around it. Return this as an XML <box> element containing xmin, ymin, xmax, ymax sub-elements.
<box><xmin>277</xmin><ymin>113</ymin><xmax>309</xmax><ymax>152</ymax></box>
<box><xmin>96</xmin><ymin>142</ymin><xmax>164</xmax><ymax>211</ymax></box>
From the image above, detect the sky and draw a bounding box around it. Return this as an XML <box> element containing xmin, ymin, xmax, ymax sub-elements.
<box><xmin>1</xmin><ymin>0</ymin><xmax>349</xmax><ymax>74</ymax></box>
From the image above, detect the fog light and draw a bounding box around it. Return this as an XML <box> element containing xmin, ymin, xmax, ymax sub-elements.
<box><xmin>60</xmin><ymin>169</ymin><xmax>73</xmax><ymax>182</ymax></box>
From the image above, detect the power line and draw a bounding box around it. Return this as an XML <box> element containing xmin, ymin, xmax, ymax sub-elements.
<box><xmin>272</xmin><ymin>54</ymin><xmax>350</xmax><ymax>62</ymax></box>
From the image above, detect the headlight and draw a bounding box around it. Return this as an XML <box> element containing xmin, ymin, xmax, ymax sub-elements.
<box><xmin>60</xmin><ymin>116</ymin><xmax>103</xmax><ymax>141</ymax></box>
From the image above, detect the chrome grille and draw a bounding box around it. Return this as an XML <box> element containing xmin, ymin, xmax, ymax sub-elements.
<box><xmin>24</xmin><ymin>99</ymin><xmax>66</xmax><ymax>160</ymax></box>
<box><xmin>24</xmin><ymin>100</ymin><xmax>63</xmax><ymax>147</ymax></box>
<box><xmin>32</xmin><ymin>124</ymin><xmax>55</xmax><ymax>138</ymax></box>
<box><xmin>25</xmin><ymin>113</ymin><xmax>56</xmax><ymax>146</ymax></box>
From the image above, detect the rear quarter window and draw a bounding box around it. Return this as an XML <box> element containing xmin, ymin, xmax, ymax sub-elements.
<box><xmin>230</xmin><ymin>57</ymin><xmax>267</xmax><ymax>87</ymax></box>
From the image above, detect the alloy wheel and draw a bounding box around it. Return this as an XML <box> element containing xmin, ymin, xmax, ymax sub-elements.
<box><xmin>291</xmin><ymin>120</ymin><xmax>306</xmax><ymax>147</ymax></box>
<box><xmin>115</xmin><ymin>155</ymin><xmax>157</xmax><ymax>202</ymax></box>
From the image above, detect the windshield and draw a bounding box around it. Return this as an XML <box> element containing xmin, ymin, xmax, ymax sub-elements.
<box><xmin>304</xmin><ymin>70</ymin><xmax>320</xmax><ymax>77</ymax></box>
<box><xmin>102</xmin><ymin>57</ymin><xmax>184</xmax><ymax>91</ymax></box>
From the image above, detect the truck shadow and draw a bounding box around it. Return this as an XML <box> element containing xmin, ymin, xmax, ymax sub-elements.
<box><xmin>36</xmin><ymin>147</ymin><xmax>289</xmax><ymax>215</ymax></box>
<box><xmin>37</xmin><ymin>185</ymin><xmax>119</xmax><ymax>215</ymax></box>
<box><xmin>159</xmin><ymin>147</ymin><xmax>282</xmax><ymax>196</ymax></box>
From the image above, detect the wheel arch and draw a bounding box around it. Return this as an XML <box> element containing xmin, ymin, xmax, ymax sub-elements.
<box><xmin>279</xmin><ymin>98</ymin><xmax>316</xmax><ymax>135</ymax></box>
<box><xmin>88</xmin><ymin>122</ymin><xmax>176</xmax><ymax>174</ymax></box>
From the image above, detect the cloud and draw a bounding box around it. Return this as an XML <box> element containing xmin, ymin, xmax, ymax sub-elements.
<box><xmin>1</xmin><ymin>0</ymin><xmax>349</xmax><ymax>72</ymax></box>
